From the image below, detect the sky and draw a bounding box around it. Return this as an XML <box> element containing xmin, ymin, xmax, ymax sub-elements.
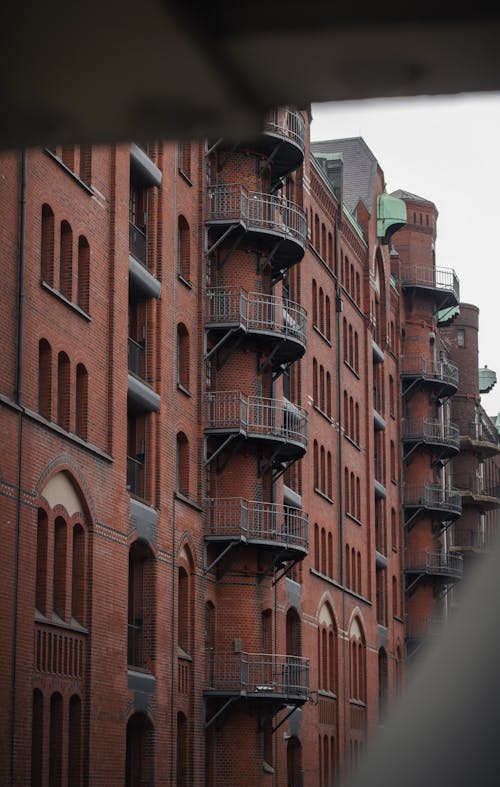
<box><xmin>310</xmin><ymin>92</ymin><xmax>500</xmax><ymax>419</ymax></box>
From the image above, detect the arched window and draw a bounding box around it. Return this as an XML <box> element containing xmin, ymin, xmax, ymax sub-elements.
<box><xmin>49</xmin><ymin>693</ymin><xmax>63</xmax><ymax>787</ymax></box>
<box><xmin>321</xmin><ymin>223</ymin><xmax>326</xmax><ymax>259</ymax></box>
<box><xmin>38</xmin><ymin>339</ymin><xmax>52</xmax><ymax>419</ymax></box>
<box><xmin>41</xmin><ymin>203</ymin><xmax>55</xmax><ymax>285</ymax></box>
<box><xmin>327</xmin><ymin>232</ymin><xmax>333</xmax><ymax>270</ymax></box>
<box><xmin>176</xmin><ymin>432</ymin><xmax>189</xmax><ymax>496</ymax></box>
<box><xmin>31</xmin><ymin>690</ymin><xmax>44</xmax><ymax>787</ymax></box>
<box><xmin>343</xmin><ymin>317</ymin><xmax>348</xmax><ymax>361</ymax></box>
<box><xmin>77</xmin><ymin>236</ymin><xmax>90</xmax><ymax>312</ymax></box>
<box><xmin>345</xmin><ymin>544</ymin><xmax>350</xmax><ymax>588</ymax></box>
<box><xmin>313</xmin><ymin>358</ymin><xmax>318</xmax><ymax>404</ymax></box>
<box><xmin>343</xmin><ymin>390</ymin><xmax>348</xmax><ymax>433</ymax></box>
<box><xmin>320</xmin><ymin>445</ymin><xmax>326</xmax><ymax>493</ymax></box>
<box><xmin>348</xmin><ymin>324</ymin><xmax>353</xmax><ymax>366</ymax></box>
<box><xmin>177</xmin><ymin>712</ymin><xmax>189</xmax><ymax>787</ymax></box>
<box><xmin>327</xmin><ymin>532</ymin><xmax>333</xmax><ymax>578</ymax></box>
<box><xmin>325</xmin><ymin>295</ymin><xmax>331</xmax><ymax>340</ymax></box>
<box><xmin>178</xmin><ymin>141</ymin><xmax>192</xmax><ymax>178</ymax></box>
<box><xmin>178</xmin><ymin>565</ymin><xmax>190</xmax><ymax>655</ymax></box>
<box><xmin>344</xmin><ymin>467</ymin><xmax>349</xmax><ymax>513</ymax></box>
<box><xmin>319</xmin><ymin>287</ymin><xmax>325</xmax><ymax>334</ymax></box>
<box><xmin>75</xmin><ymin>363</ymin><xmax>88</xmax><ymax>440</ymax></box>
<box><xmin>60</xmin><ymin>220</ymin><xmax>73</xmax><ymax>300</ymax></box>
<box><xmin>36</xmin><ymin>509</ymin><xmax>48</xmax><ymax>614</ymax></box>
<box><xmin>57</xmin><ymin>351</ymin><xmax>70</xmax><ymax>430</ymax></box>
<box><xmin>320</xmin><ymin>365</ymin><xmax>325</xmax><ymax>412</ymax></box>
<box><xmin>312</xmin><ymin>279</ymin><xmax>318</xmax><ymax>326</ymax></box>
<box><xmin>314</xmin><ymin>214</ymin><xmax>320</xmax><ymax>249</ymax></box>
<box><xmin>378</xmin><ymin>649</ymin><xmax>388</xmax><ymax>720</ymax></box>
<box><xmin>178</xmin><ymin>215</ymin><xmax>190</xmax><ymax>281</ymax></box>
<box><xmin>327</xmin><ymin>452</ymin><xmax>332</xmax><ymax>500</ymax></box>
<box><xmin>71</xmin><ymin>524</ymin><xmax>85</xmax><ymax>623</ymax></box>
<box><xmin>321</xmin><ymin>527</ymin><xmax>326</xmax><ymax>575</ymax></box>
<box><xmin>313</xmin><ymin>440</ymin><xmax>319</xmax><ymax>489</ymax></box>
<box><xmin>354</xmin><ymin>331</ymin><xmax>359</xmax><ymax>372</ymax></box>
<box><xmin>355</xmin><ymin>402</ymin><xmax>360</xmax><ymax>444</ymax></box>
<box><xmin>125</xmin><ymin>713</ymin><xmax>154</xmax><ymax>787</ymax></box>
<box><xmin>391</xmin><ymin>507</ymin><xmax>398</xmax><ymax>550</ymax></box>
<box><xmin>314</xmin><ymin>523</ymin><xmax>320</xmax><ymax>571</ymax></box>
<box><xmin>177</xmin><ymin>323</ymin><xmax>190</xmax><ymax>391</ymax></box>
<box><xmin>128</xmin><ymin>540</ymin><xmax>156</xmax><ymax>669</ymax></box>
<box><xmin>68</xmin><ymin>694</ymin><xmax>82</xmax><ymax>787</ymax></box>
<box><xmin>349</xmin><ymin>619</ymin><xmax>366</xmax><ymax>703</ymax></box>
<box><xmin>53</xmin><ymin>516</ymin><xmax>67</xmax><ymax>620</ymax></box>
<box><xmin>326</xmin><ymin>372</ymin><xmax>332</xmax><ymax>418</ymax></box>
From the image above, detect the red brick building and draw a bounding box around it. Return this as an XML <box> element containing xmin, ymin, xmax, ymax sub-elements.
<box><xmin>1</xmin><ymin>109</ymin><xmax>498</xmax><ymax>786</ymax></box>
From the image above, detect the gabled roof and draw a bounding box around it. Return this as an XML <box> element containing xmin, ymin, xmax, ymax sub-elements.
<box><xmin>311</xmin><ymin>136</ymin><xmax>380</xmax><ymax>215</ymax></box>
<box><xmin>390</xmin><ymin>189</ymin><xmax>436</xmax><ymax>208</ymax></box>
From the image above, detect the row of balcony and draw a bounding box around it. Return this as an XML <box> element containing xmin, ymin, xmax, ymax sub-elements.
<box><xmin>401</xmin><ymin>354</ymin><xmax>459</xmax><ymax>396</ymax></box>
<box><xmin>205</xmin><ymin>391</ymin><xmax>308</xmax><ymax>461</ymax></box>
<box><xmin>404</xmin><ymin>549</ymin><xmax>464</xmax><ymax>580</ymax></box>
<box><xmin>401</xmin><ymin>417</ymin><xmax>460</xmax><ymax>457</ymax></box>
<box><xmin>453</xmin><ymin>476</ymin><xmax>500</xmax><ymax>511</ymax></box>
<box><xmin>403</xmin><ymin>483</ymin><xmax>462</xmax><ymax>520</ymax></box>
<box><xmin>205</xmin><ymin>652</ymin><xmax>309</xmax><ymax>701</ymax></box>
<box><xmin>401</xmin><ymin>264</ymin><xmax>460</xmax><ymax>309</ymax></box>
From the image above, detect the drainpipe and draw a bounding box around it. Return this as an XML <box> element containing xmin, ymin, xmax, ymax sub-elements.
<box><xmin>10</xmin><ymin>149</ymin><xmax>27</xmax><ymax>787</ymax></box>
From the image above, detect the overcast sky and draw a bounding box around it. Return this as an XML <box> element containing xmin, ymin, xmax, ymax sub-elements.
<box><xmin>310</xmin><ymin>92</ymin><xmax>500</xmax><ymax>419</ymax></box>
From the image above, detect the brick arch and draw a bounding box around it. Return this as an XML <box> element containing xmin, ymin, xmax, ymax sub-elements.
<box><xmin>34</xmin><ymin>456</ymin><xmax>97</xmax><ymax>526</ymax></box>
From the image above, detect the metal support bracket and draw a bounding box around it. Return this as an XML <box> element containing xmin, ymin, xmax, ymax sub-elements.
<box><xmin>205</xmin><ymin>696</ymin><xmax>239</xmax><ymax>729</ymax></box>
<box><xmin>272</xmin><ymin>704</ymin><xmax>301</xmax><ymax>734</ymax></box>
<box><xmin>218</xmin><ymin>228</ymin><xmax>245</xmax><ymax>270</ymax></box>
<box><xmin>204</xmin><ymin>540</ymin><xmax>241</xmax><ymax>575</ymax></box>
<box><xmin>258</xmin><ymin>240</ymin><xmax>282</xmax><ymax>274</ymax></box>
<box><xmin>259</xmin><ymin>342</ymin><xmax>280</xmax><ymax>374</ymax></box>
<box><xmin>205</xmin><ymin>327</ymin><xmax>239</xmax><ymax>362</ymax></box>
<box><xmin>218</xmin><ymin>142</ymin><xmax>240</xmax><ymax>172</ymax></box>
<box><xmin>206</xmin><ymin>224</ymin><xmax>237</xmax><ymax>257</ymax></box>
<box><xmin>259</xmin><ymin>141</ymin><xmax>282</xmax><ymax>176</ymax></box>
<box><xmin>272</xmin><ymin>558</ymin><xmax>298</xmax><ymax>586</ymax></box>
<box><xmin>204</xmin><ymin>433</ymin><xmax>238</xmax><ymax>468</ymax></box>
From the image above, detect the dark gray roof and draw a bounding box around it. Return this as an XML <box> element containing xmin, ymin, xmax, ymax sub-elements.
<box><xmin>390</xmin><ymin>189</ymin><xmax>436</xmax><ymax>208</ymax></box>
<box><xmin>311</xmin><ymin>137</ymin><xmax>380</xmax><ymax>214</ymax></box>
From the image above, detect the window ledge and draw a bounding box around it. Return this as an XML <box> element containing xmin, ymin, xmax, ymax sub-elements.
<box><xmin>41</xmin><ymin>280</ymin><xmax>91</xmax><ymax>321</ymax></box>
<box><xmin>313</xmin><ymin>404</ymin><xmax>334</xmax><ymax>424</ymax></box>
<box><xmin>344</xmin><ymin>360</ymin><xmax>360</xmax><ymax>379</ymax></box>
<box><xmin>177</xmin><ymin>383</ymin><xmax>192</xmax><ymax>398</ymax></box>
<box><xmin>178</xmin><ymin>274</ymin><xmax>193</xmax><ymax>290</ymax></box>
<box><xmin>178</xmin><ymin>168</ymin><xmax>193</xmax><ymax>186</ymax></box>
<box><xmin>34</xmin><ymin>611</ymin><xmax>88</xmax><ymax>635</ymax></box>
<box><xmin>314</xmin><ymin>487</ymin><xmax>334</xmax><ymax>504</ymax></box>
<box><xmin>313</xmin><ymin>325</ymin><xmax>332</xmax><ymax>346</ymax></box>
<box><xmin>24</xmin><ymin>407</ymin><xmax>112</xmax><ymax>462</ymax></box>
<box><xmin>174</xmin><ymin>491</ymin><xmax>202</xmax><ymax>512</ymax></box>
<box><xmin>346</xmin><ymin>512</ymin><xmax>363</xmax><ymax>526</ymax></box>
<box><xmin>344</xmin><ymin>434</ymin><xmax>361</xmax><ymax>451</ymax></box>
<box><xmin>44</xmin><ymin>149</ymin><xmax>93</xmax><ymax>195</ymax></box>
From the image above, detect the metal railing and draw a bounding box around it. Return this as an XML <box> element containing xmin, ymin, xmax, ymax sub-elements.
<box><xmin>405</xmin><ymin>549</ymin><xmax>463</xmax><ymax>578</ymax></box>
<box><xmin>453</xmin><ymin>526</ymin><xmax>498</xmax><ymax>550</ymax></box>
<box><xmin>205</xmin><ymin>391</ymin><xmax>308</xmax><ymax>448</ymax></box>
<box><xmin>263</xmin><ymin>107</ymin><xmax>306</xmax><ymax>152</ymax></box>
<box><xmin>401</xmin><ymin>264</ymin><xmax>460</xmax><ymax>302</ymax></box>
<box><xmin>128</xmin><ymin>337</ymin><xmax>146</xmax><ymax>378</ymax></box>
<box><xmin>206</xmin><ymin>652</ymin><xmax>310</xmax><ymax>697</ymax></box>
<box><xmin>401</xmin><ymin>417</ymin><xmax>460</xmax><ymax>446</ymax></box>
<box><xmin>129</xmin><ymin>221</ymin><xmax>147</xmax><ymax>266</ymax></box>
<box><xmin>205</xmin><ymin>497</ymin><xmax>308</xmax><ymax>550</ymax></box>
<box><xmin>405</xmin><ymin>615</ymin><xmax>446</xmax><ymax>641</ymax></box>
<box><xmin>458</xmin><ymin>418</ymin><xmax>500</xmax><ymax>446</ymax></box>
<box><xmin>127</xmin><ymin>455</ymin><xmax>145</xmax><ymax>498</ymax></box>
<box><xmin>205</xmin><ymin>287</ymin><xmax>307</xmax><ymax>347</ymax></box>
<box><xmin>128</xmin><ymin>621</ymin><xmax>144</xmax><ymax>667</ymax></box>
<box><xmin>403</xmin><ymin>483</ymin><xmax>462</xmax><ymax>515</ymax></box>
<box><xmin>401</xmin><ymin>354</ymin><xmax>459</xmax><ymax>387</ymax></box>
<box><xmin>454</xmin><ymin>475</ymin><xmax>500</xmax><ymax>498</ymax></box>
<box><xmin>206</xmin><ymin>184</ymin><xmax>307</xmax><ymax>247</ymax></box>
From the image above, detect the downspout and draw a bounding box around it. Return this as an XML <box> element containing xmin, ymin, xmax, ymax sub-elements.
<box><xmin>334</xmin><ymin>197</ymin><xmax>349</xmax><ymax>764</ymax></box>
<box><xmin>10</xmin><ymin>149</ymin><xmax>27</xmax><ymax>786</ymax></box>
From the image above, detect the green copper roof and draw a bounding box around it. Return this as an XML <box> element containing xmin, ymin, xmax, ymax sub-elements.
<box><xmin>438</xmin><ymin>305</ymin><xmax>460</xmax><ymax>326</ymax></box>
<box><xmin>377</xmin><ymin>192</ymin><xmax>407</xmax><ymax>243</ymax></box>
<box><xmin>479</xmin><ymin>366</ymin><xmax>497</xmax><ymax>394</ymax></box>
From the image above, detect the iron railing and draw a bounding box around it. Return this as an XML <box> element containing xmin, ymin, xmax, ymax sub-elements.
<box><xmin>458</xmin><ymin>418</ymin><xmax>500</xmax><ymax>445</ymax></box>
<box><xmin>205</xmin><ymin>391</ymin><xmax>307</xmax><ymax>448</ymax></box>
<box><xmin>205</xmin><ymin>287</ymin><xmax>307</xmax><ymax>347</ymax></box>
<box><xmin>401</xmin><ymin>264</ymin><xmax>460</xmax><ymax>302</ymax></box>
<box><xmin>127</xmin><ymin>455</ymin><xmax>145</xmax><ymax>498</ymax></box>
<box><xmin>405</xmin><ymin>549</ymin><xmax>463</xmax><ymax>578</ymax></box>
<box><xmin>401</xmin><ymin>417</ymin><xmax>460</xmax><ymax>447</ymax></box>
<box><xmin>205</xmin><ymin>497</ymin><xmax>308</xmax><ymax>551</ymax></box>
<box><xmin>452</xmin><ymin>526</ymin><xmax>498</xmax><ymax>550</ymax></box>
<box><xmin>128</xmin><ymin>337</ymin><xmax>146</xmax><ymax>378</ymax></box>
<box><xmin>263</xmin><ymin>107</ymin><xmax>306</xmax><ymax>152</ymax></box>
<box><xmin>403</xmin><ymin>483</ymin><xmax>462</xmax><ymax>515</ymax></box>
<box><xmin>401</xmin><ymin>354</ymin><xmax>459</xmax><ymax>387</ymax></box>
<box><xmin>453</xmin><ymin>475</ymin><xmax>500</xmax><ymax>498</ymax></box>
<box><xmin>405</xmin><ymin>615</ymin><xmax>446</xmax><ymax>641</ymax></box>
<box><xmin>206</xmin><ymin>652</ymin><xmax>310</xmax><ymax>697</ymax></box>
<box><xmin>206</xmin><ymin>185</ymin><xmax>307</xmax><ymax>247</ymax></box>
<box><xmin>129</xmin><ymin>221</ymin><xmax>147</xmax><ymax>266</ymax></box>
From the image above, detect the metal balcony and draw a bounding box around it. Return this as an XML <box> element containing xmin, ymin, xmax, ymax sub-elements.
<box><xmin>127</xmin><ymin>338</ymin><xmax>160</xmax><ymax>414</ymax></box>
<box><xmin>453</xmin><ymin>475</ymin><xmax>500</xmax><ymax>512</ymax></box>
<box><xmin>205</xmin><ymin>287</ymin><xmax>307</xmax><ymax>365</ymax></box>
<box><xmin>206</xmin><ymin>185</ymin><xmax>307</xmax><ymax>272</ymax></box>
<box><xmin>401</xmin><ymin>354</ymin><xmax>459</xmax><ymax>400</ymax></box>
<box><xmin>458</xmin><ymin>419</ymin><xmax>500</xmax><ymax>458</ymax></box>
<box><xmin>403</xmin><ymin>483</ymin><xmax>462</xmax><ymax>527</ymax></box>
<box><xmin>205</xmin><ymin>497</ymin><xmax>308</xmax><ymax>559</ymax></box>
<box><xmin>205</xmin><ymin>391</ymin><xmax>307</xmax><ymax>462</ymax></box>
<box><xmin>130</xmin><ymin>141</ymin><xmax>162</xmax><ymax>188</ymax></box>
<box><xmin>401</xmin><ymin>264</ymin><xmax>460</xmax><ymax>309</ymax></box>
<box><xmin>451</xmin><ymin>524</ymin><xmax>499</xmax><ymax>552</ymax></box>
<box><xmin>127</xmin><ymin>455</ymin><xmax>145</xmax><ymax>498</ymax></box>
<box><xmin>259</xmin><ymin>107</ymin><xmax>306</xmax><ymax>182</ymax></box>
<box><xmin>401</xmin><ymin>417</ymin><xmax>460</xmax><ymax>461</ymax></box>
<box><xmin>129</xmin><ymin>222</ymin><xmax>161</xmax><ymax>300</ymax></box>
<box><xmin>405</xmin><ymin>549</ymin><xmax>463</xmax><ymax>585</ymax></box>
<box><xmin>205</xmin><ymin>652</ymin><xmax>310</xmax><ymax>702</ymax></box>
<box><xmin>405</xmin><ymin>615</ymin><xmax>446</xmax><ymax>646</ymax></box>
